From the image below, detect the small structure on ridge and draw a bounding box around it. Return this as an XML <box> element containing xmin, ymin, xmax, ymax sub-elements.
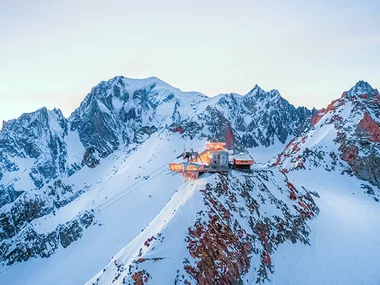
<box><xmin>169</xmin><ymin>142</ymin><xmax>254</xmax><ymax>181</ymax></box>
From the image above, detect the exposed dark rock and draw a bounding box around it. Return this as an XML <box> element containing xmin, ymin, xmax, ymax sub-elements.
<box><xmin>82</xmin><ymin>147</ymin><xmax>100</xmax><ymax>168</ymax></box>
<box><xmin>0</xmin><ymin>211</ymin><xmax>94</xmax><ymax>265</ymax></box>
<box><xmin>110</xmin><ymin>170</ymin><xmax>319</xmax><ymax>285</ymax></box>
<box><xmin>277</xmin><ymin>81</ymin><xmax>380</xmax><ymax>191</ymax></box>
<box><xmin>179</xmin><ymin>87</ymin><xmax>315</xmax><ymax>152</ymax></box>
<box><xmin>0</xmin><ymin>180</ymin><xmax>83</xmax><ymax>242</ymax></box>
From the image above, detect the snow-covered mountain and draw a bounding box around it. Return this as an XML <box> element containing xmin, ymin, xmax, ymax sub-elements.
<box><xmin>0</xmin><ymin>77</ymin><xmax>379</xmax><ymax>285</ymax></box>
<box><xmin>87</xmin><ymin>170</ymin><xmax>318</xmax><ymax>285</ymax></box>
<box><xmin>0</xmin><ymin>76</ymin><xmax>314</xmax><ymax>272</ymax></box>
<box><xmin>67</xmin><ymin>76</ymin><xmax>316</xmax><ymax>161</ymax></box>
<box><xmin>275</xmin><ymin>80</ymin><xmax>380</xmax><ymax>194</ymax></box>
<box><xmin>69</xmin><ymin>76</ymin><xmax>208</xmax><ymax>157</ymax></box>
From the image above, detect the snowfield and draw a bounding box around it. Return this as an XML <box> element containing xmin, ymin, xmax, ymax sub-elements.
<box><xmin>273</xmin><ymin>169</ymin><xmax>380</xmax><ymax>285</ymax></box>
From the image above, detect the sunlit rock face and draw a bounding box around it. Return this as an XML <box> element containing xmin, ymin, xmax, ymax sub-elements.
<box><xmin>277</xmin><ymin>81</ymin><xmax>380</xmax><ymax>189</ymax></box>
<box><xmin>87</xmin><ymin>171</ymin><xmax>318</xmax><ymax>285</ymax></box>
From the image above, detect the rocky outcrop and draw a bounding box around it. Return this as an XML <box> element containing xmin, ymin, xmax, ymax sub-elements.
<box><xmin>184</xmin><ymin>172</ymin><xmax>318</xmax><ymax>284</ymax></box>
<box><xmin>358</xmin><ymin>113</ymin><xmax>380</xmax><ymax>142</ymax></box>
<box><xmin>82</xmin><ymin>147</ymin><xmax>100</xmax><ymax>169</ymax></box>
<box><xmin>180</xmin><ymin>87</ymin><xmax>315</xmax><ymax>151</ymax></box>
<box><xmin>277</xmin><ymin>81</ymin><xmax>380</xmax><ymax>190</ymax></box>
<box><xmin>348</xmin><ymin>156</ymin><xmax>380</xmax><ymax>188</ymax></box>
<box><xmin>88</xmin><ymin>170</ymin><xmax>319</xmax><ymax>285</ymax></box>
<box><xmin>185</xmin><ymin>194</ymin><xmax>252</xmax><ymax>284</ymax></box>
<box><xmin>0</xmin><ymin>180</ymin><xmax>85</xmax><ymax>242</ymax></box>
<box><xmin>0</xmin><ymin>211</ymin><xmax>94</xmax><ymax>265</ymax></box>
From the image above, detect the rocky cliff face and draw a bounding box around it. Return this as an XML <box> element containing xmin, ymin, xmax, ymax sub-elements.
<box><xmin>1</xmin><ymin>210</ymin><xmax>94</xmax><ymax>265</ymax></box>
<box><xmin>0</xmin><ymin>76</ymin><xmax>315</xmax><ymax>269</ymax></box>
<box><xmin>0</xmin><ymin>108</ymin><xmax>69</xmax><ymax>199</ymax></box>
<box><xmin>276</xmin><ymin>81</ymin><xmax>380</xmax><ymax>192</ymax></box>
<box><xmin>179</xmin><ymin>86</ymin><xmax>316</xmax><ymax>150</ymax></box>
<box><xmin>69</xmin><ymin>76</ymin><xmax>208</xmax><ymax>156</ymax></box>
<box><xmin>87</xmin><ymin>170</ymin><xmax>318</xmax><ymax>285</ymax></box>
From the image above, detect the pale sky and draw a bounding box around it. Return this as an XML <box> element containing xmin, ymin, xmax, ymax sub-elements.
<box><xmin>1</xmin><ymin>0</ymin><xmax>380</xmax><ymax>121</ymax></box>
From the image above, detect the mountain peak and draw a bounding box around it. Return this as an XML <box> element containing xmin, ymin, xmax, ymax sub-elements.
<box><xmin>111</xmin><ymin>75</ymin><xmax>174</xmax><ymax>89</ymax></box>
<box><xmin>89</xmin><ymin>75</ymin><xmax>195</xmax><ymax>103</ymax></box>
<box><xmin>246</xmin><ymin>84</ymin><xmax>280</xmax><ymax>100</ymax></box>
<box><xmin>247</xmin><ymin>84</ymin><xmax>264</xmax><ymax>95</ymax></box>
<box><xmin>346</xmin><ymin>80</ymin><xmax>379</xmax><ymax>97</ymax></box>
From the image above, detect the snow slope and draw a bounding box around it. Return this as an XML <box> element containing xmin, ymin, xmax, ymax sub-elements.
<box><xmin>86</xmin><ymin>169</ymin><xmax>318</xmax><ymax>285</ymax></box>
<box><xmin>87</xmin><ymin>177</ymin><xmax>208</xmax><ymax>285</ymax></box>
<box><xmin>272</xmin><ymin>169</ymin><xmax>380</xmax><ymax>285</ymax></box>
<box><xmin>0</xmin><ymin>132</ymin><xmax>196</xmax><ymax>285</ymax></box>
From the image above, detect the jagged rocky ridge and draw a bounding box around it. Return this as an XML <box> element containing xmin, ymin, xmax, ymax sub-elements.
<box><xmin>87</xmin><ymin>170</ymin><xmax>318</xmax><ymax>285</ymax></box>
<box><xmin>181</xmin><ymin>85</ymin><xmax>316</xmax><ymax>148</ymax></box>
<box><xmin>1</xmin><ymin>76</ymin><xmax>315</xmax><ymax>199</ymax></box>
<box><xmin>0</xmin><ymin>108</ymin><xmax>70</xmax><ymax>201</ymax></box>
<box><xmin>0</xmin><ymin>76</ymin><xmax>378</xmax><ymax>283</ymax></box>
<box><xmin>0</xmin><ymin>177</ymin><xmax>95</xmax><ymax>265</ymax></box>
<box><xmin>276</xmin><ymin>81</ymin><xmax>380</xmax><ymax>193</ymax></box>
<box><xmin>1</xmin><ymin>210</ymin><xmax>94</xmax><ymax>265</ymax></box>
<box><xmin>0</xmin><ymin>76</ymin><xmax>316</xmax><ymax>267</ymax></box>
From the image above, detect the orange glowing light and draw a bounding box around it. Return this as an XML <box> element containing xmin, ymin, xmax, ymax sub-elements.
<box><xmin>169</xmin><ymin>163</ymin><xmax>184</xmax><ymax>172</ymax></box>
<box><xmin>206</xmin><ymin>142</ymin><xmax>226</xmax><ymax>151</ymax></box>
<box><xmin>186</xmin><ymin>165</ymin><xmax>198</xmax><ymax>171</ymax></box>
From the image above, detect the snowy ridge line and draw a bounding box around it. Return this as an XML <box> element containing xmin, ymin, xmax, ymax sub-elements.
<box><xmin>93</xmin><ymin>156</ymin><xmax>178</xmax><ymax>213</ymax></box>
<box><xmin>85</xmin><ymin>177</ymin><xmax>207</xmax><ymax>285</ymax></box>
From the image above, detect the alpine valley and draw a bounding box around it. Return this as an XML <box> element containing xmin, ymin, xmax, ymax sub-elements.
<box><xmin>0</xmin><ymin>77</ymin><xmax>379</xmax><ymax>285</ymax></box>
